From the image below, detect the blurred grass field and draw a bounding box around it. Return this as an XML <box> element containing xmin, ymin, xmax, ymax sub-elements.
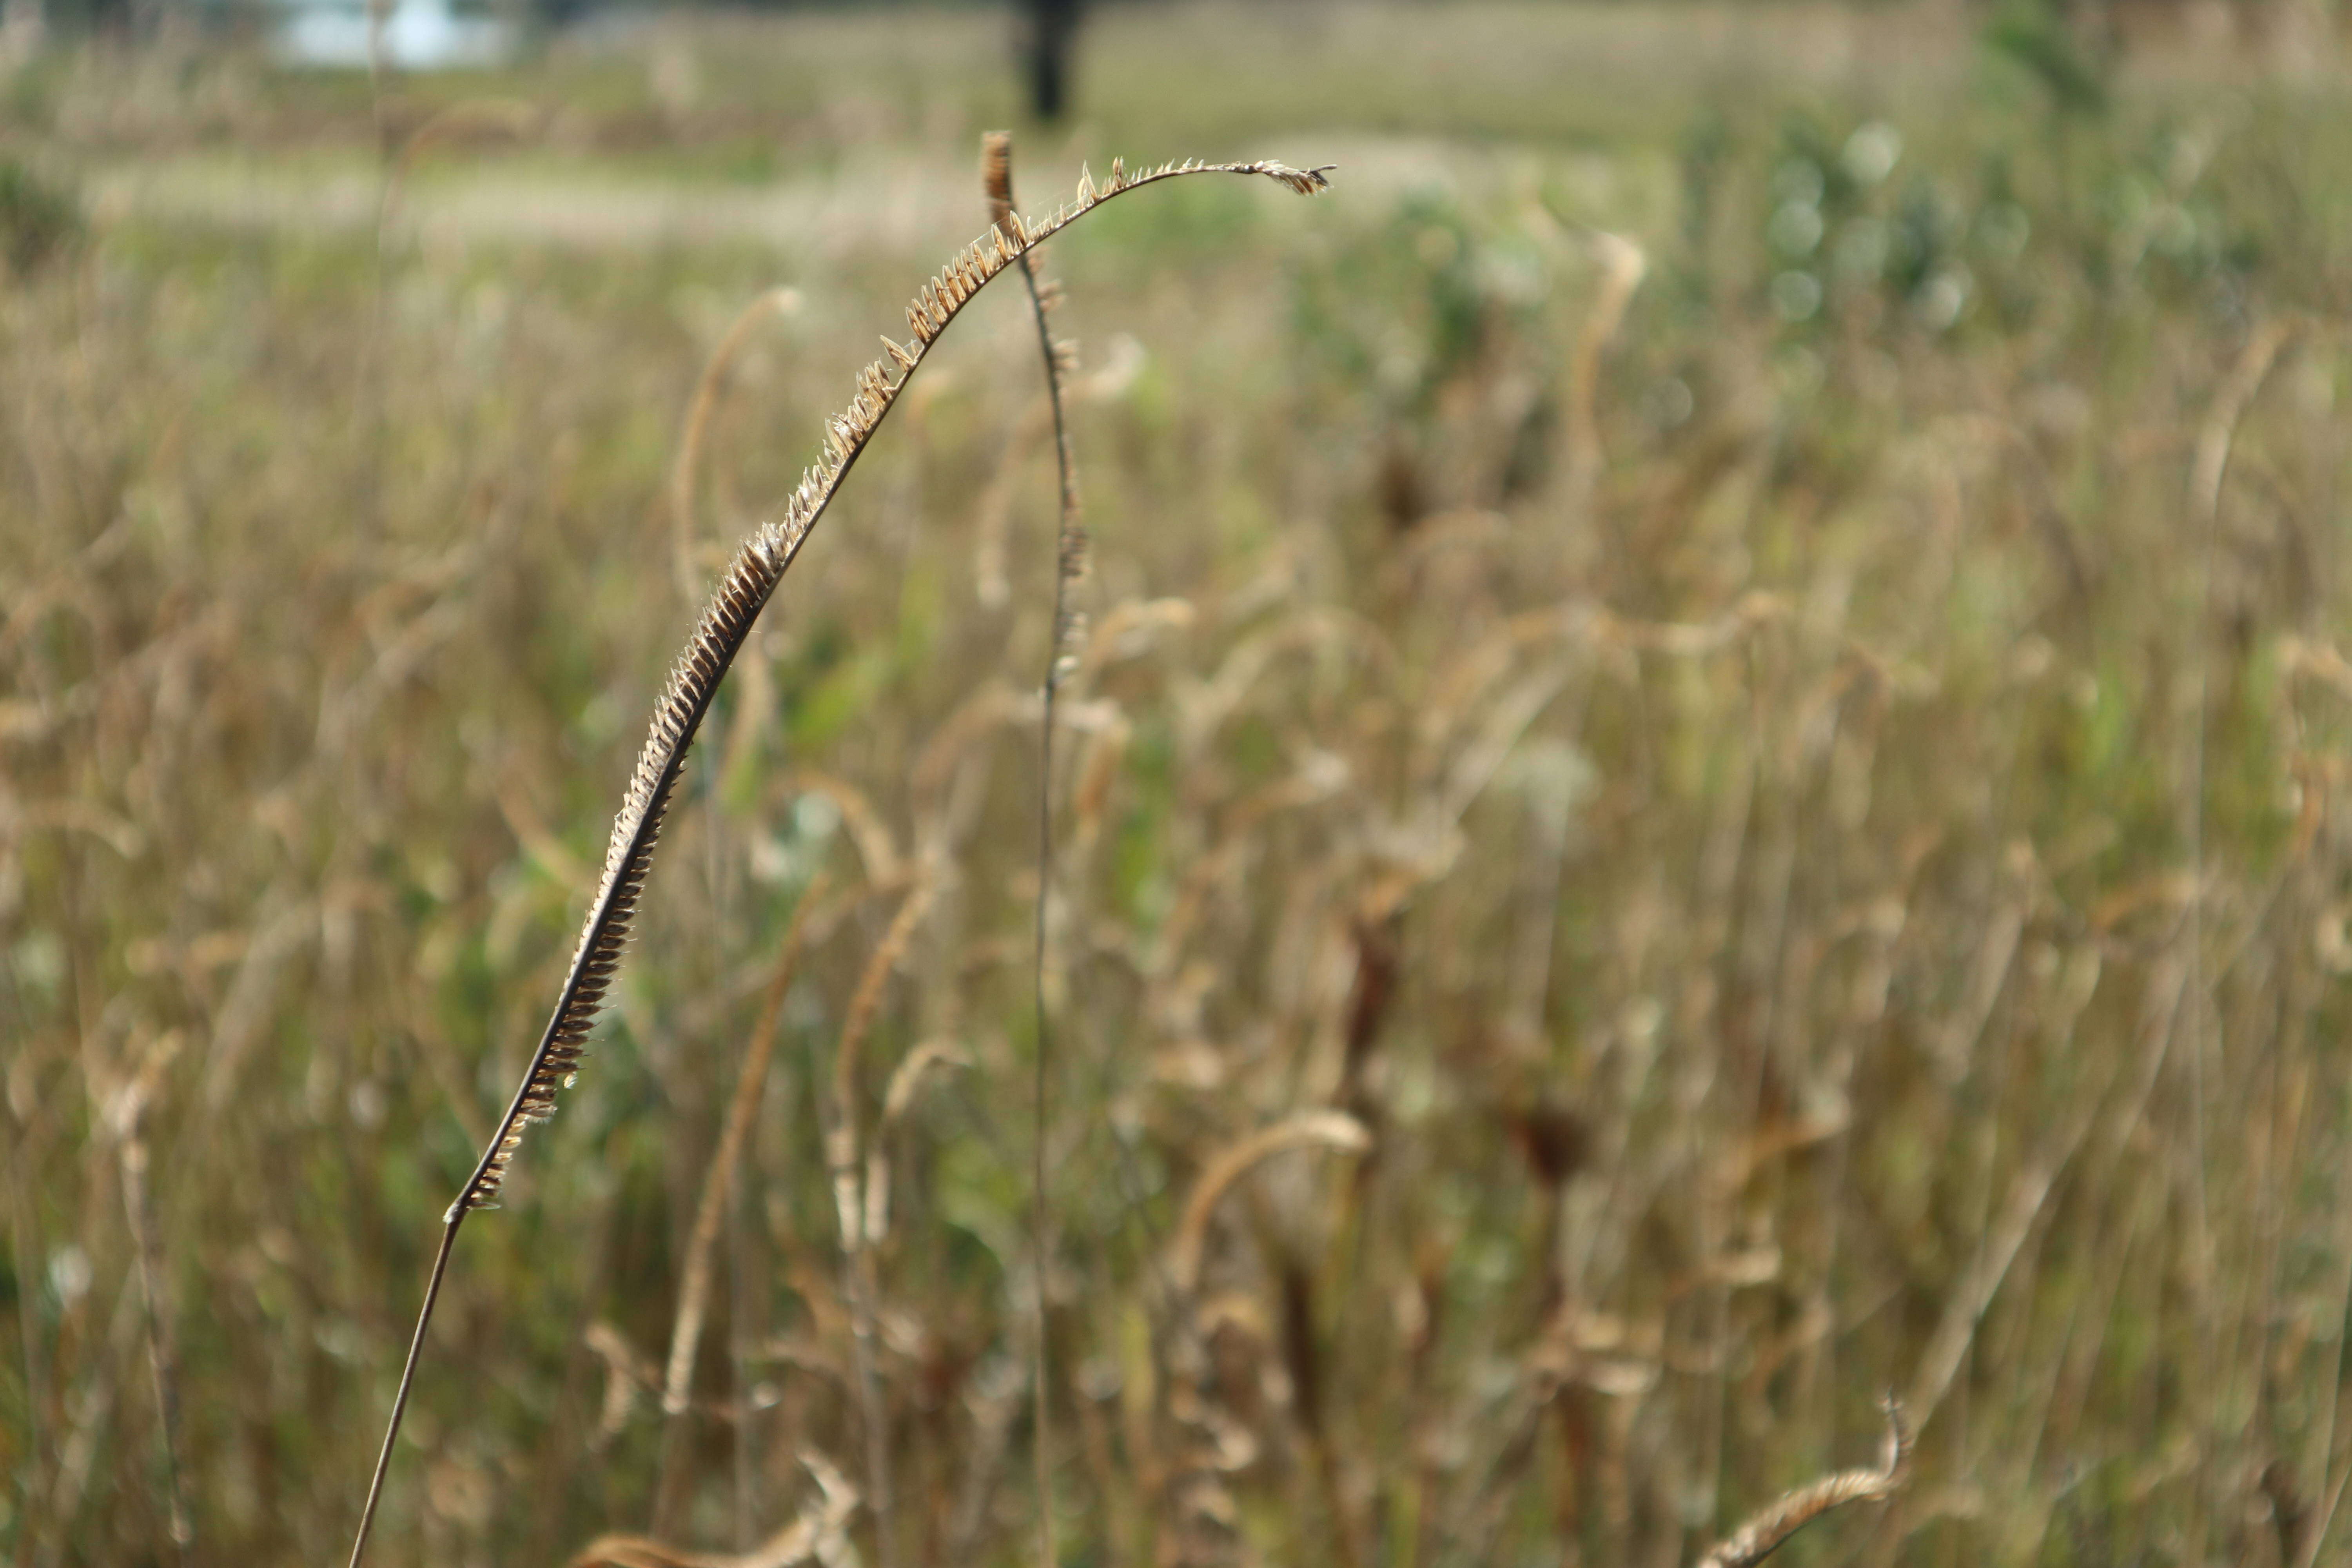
<box><xmin>11</xmin><ymin>5</ymin><xmax>2352</xmax><ymax>1565</ymax></box>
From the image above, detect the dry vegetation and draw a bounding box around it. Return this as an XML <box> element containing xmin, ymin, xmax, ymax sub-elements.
<box><xmin>9</xmin><ymin>6</ymin><xmax>2352</xmax><ymax>1567</ymax></box>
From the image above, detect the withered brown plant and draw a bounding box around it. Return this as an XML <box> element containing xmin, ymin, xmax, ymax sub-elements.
<box><xmin>1693</xmin><ymin>1397</ymin><xmax>1911</xmax><ymax>1568</ymax></box>
<box><xmin>652</xmin><ymin>870</ymin><xmax>834</xmax><ymax>1530</ymax></box>
<box><xmin>823</xmin><ymin>873</ymin><xmax>938</xmax><ymax>1568</ymax></box>
<box><xmin>345</xmin><ymin>152</ymin><xmax>1332</xmax><ymax>1568</ymax></box>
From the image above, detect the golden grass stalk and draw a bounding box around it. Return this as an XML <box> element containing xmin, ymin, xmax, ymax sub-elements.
<box><xmin>862</xmin><ymin>1038</ymin><xmax>971</xmax><ymax>1247</ymax></box>
<box><xmin>1168</xmin><ymin>1111</ymin><xmax>1370</xmax><ymax>1296</ymax></box>
<box><xmin>824</xmin><ymin>874</ymin><xmax>936</xmax><ymax>1568</ymax></box>
<box><xmin>585</xmin><ymin>1321</ymin><xmax>659</xmax><ymax>1448</ymax></box>
<box><xmin>652</xmin><ymin>874</ymin><xmax>831</xmax><ymax>1530</ymax></box>
<box><xmin>1562</xmin><ymin>232</ymin><xmax>1646</xmax><ymax>495</ymax></box>
<box><xmin>1156</xmin><ymin>1114</ymin><xmax>1366</xmax><ymax>1568</ymax></box>
<box><xmin>670</xmin><ymin>287</ymin><xmax>804</xmax><ymax>606</ymax></box>
<box><xmin>573</xmin><ymin>1450</ymin><xmax>859</xmax><ymax>1568</ymax></box>
<box><xmin>782</xmin><ymin>768</ymin><xmax>904</xmax><ymax>889</ymax></box>
<box><xmin>347</xmin><ymin>152</ymin><xmax>1331</xmax><ymax>1568</ymax></box>
<box><xmin>829</xmin><ymin>876</ymin><xmax>938</xmax><ymax>1158</ymax></box>
<box><xmin>663</xmin><ymin>874</ymin><xmax>829</xmax><ymax>1419</ymax></box>
<box><xmin>1693</xmin><ymin>1397</ymin><xmax>1910</xmax><ymax>1568</ymax></box>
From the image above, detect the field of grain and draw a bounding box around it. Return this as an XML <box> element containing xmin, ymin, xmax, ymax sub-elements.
<box><xmin>9</xmin><ymin>6</ymin><xmax>2352</xmax><ymax>1565</ymax></box>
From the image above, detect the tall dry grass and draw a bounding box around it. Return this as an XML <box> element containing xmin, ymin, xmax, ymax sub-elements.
<box><xmin>9</xmin><ymin>10</ymin><xmax>2352</xmax><ymax>1568</ymax></box>
<box><xmin>345</xmin><ymin>147</ymin><xmax>1329</xmax><ymax>1568</ymax></box>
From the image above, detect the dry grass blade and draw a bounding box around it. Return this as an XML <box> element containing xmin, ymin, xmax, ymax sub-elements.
<box><xmin>348</xmin><ymin>150</ymin><xmax>1331</xmax><ymax>1568</ymax></box>
<box><xmin>573</xmin><ymin>1450</ymin><xmax>860</xmax><ymax>1568</ymax></box>
<box><xmin>1169</xmin><ymin>1111</ymin><xmax>1371</xmax><ymax>1295</ymax></box>
<box><xmin>862</xmin><ymin>1039</ymin><xmax>971</xmax><ymax>1247</ymax></box>
<box><xmin>830</xmin><ymin>876</ymin><xmax>939</xmax><ymax>1152</ymax></box>
<box><xmin>1563</xmin><ymin>231</ymin><xmax>1646</xmax><ymax>494</ymax></box>
<box><xmin>826</xmin><ymin>875</ymin><xmax>938</xmax><ymax>1568</ymax></box>
<box><xmin>654</xmin><ymin>875</ymin><xmax>831</xmax><ymax>1529</ymax></box>
<box><xmin>664</xmin><ymin>873</ymin><xmax>830</xmax><ymax>1418</ymax></box>
<box><xmin>585</xmin><ymin>1321</ymin><xmax>661</xmax><ymax>1447</ymax></box>
<box><xmin>671</xmin><ymin>286</ymin><xmax>804</xmax><ymax>605</ymax></box>
<box><xmin>782</xmin><ymin>769</ymin><xmax>903</xmax><ymax>889</ymax></box>
<box><xmin>2189</xmin><ymin>317</ymin><xmax>2295</xmax><ymax>529</ymax></box>
<box><xmin>1693</xmin><ymin>1398</ymin><xmax>1911</xmax><ymax>1568</ymax></box>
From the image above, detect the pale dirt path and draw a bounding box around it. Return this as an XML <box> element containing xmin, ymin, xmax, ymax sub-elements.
<box><xmin>82</xmin><ymin>136</ymin><xmax>1641</xmax><ymax>257</ymax></box>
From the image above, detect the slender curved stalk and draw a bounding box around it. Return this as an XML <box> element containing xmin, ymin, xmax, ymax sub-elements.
<box><xmin>348</xmin><ymin>152</ymin><xmax>1330</xmax><ymax>1568</ymax></box>
<box><xmin>670</xmin><ymin>287</ymin><xmax>802</xmax><ymax>608</ymax></box>
<box><xmin>349</xmin><ymin>1220</ymin><xmax>459</xmax><ymax>1568</ymax></box>
<box><xmin>653</xmin><ymin>873</ymin><xmax>830</xmax><ymax>1530</ymax></box>
<box><xmin>984</xmin><ymin>128</ymin><xmax>1080</xmax><ymax>1568</ymax></box>
<box><xmin>825</xmin><ymin>875</ymin><xmax>936</xmax><ymax>1568</ymax></box>
<box><xmin>664</xmin><ymin>875</ymin><xmax>830</xmax><ymax>1414</ymax></box>
<box><xmin>1694</xmin><ymin>1397</ymin><xmax>1910</xmax><ymax>1568</ymax></box>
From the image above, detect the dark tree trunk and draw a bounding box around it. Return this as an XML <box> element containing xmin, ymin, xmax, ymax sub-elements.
<box><xmin>1024</xmin><ymin>0</ymin><xmax>1081</xmax><ymax>122</ymax></box>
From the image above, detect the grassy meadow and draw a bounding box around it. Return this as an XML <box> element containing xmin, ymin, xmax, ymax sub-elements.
<box><xmin>11</xmin><ymin>5</ymin><xmax>2352</xmax><ymax>1564</ymax></box>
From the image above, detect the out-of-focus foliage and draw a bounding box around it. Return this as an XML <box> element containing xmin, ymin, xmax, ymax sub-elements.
<box><xmin>8</xmin><ymin>7</ymin><xmax>2352</xmax><ymax>1568</ymax></box>
<box><xmin>0</xmin><ymin>154</ymin><xmax>75</xmax><ymax>271</ymax></box>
